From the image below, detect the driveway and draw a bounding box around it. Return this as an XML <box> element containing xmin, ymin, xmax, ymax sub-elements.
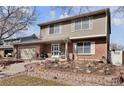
<box><xmin>0</xmin><ymin>60</ymin><xmax>41</xmax><ymax>78</ymax></box>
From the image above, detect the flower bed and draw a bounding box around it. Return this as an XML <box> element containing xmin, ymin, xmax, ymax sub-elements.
<box><xmin>24</xmin><ymin>63</ymin><xmax>124</xmax><ymax>85</ymax></box>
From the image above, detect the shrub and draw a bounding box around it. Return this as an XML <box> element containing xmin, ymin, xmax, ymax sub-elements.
<box><xmin>40</xmin><ymin>51</ymin><xmax>48</xmax><ymax>59</ymax></box>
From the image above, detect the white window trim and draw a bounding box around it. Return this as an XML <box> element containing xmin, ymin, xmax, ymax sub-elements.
<box><xmin>71</xmin><ymin>20</ymin><xmax>75</xmax><ymax>32</ymax></box>
<box><xmin>81</xmin><ymin>18</ymin><xmax>91</xmax><ymax>31</ymax></box>
<box><xmin>74</xmin><ymin>17</ymin><xmax>93</xmax><ymax>32</ymax></box>
<box><xmin>76</xmin><ymin>41</ymin><xmax>93</xmax><ymax>55</ymax></box>
<box><xmin>48</xmin><ymin>24</ymin><xmax>61</xmax><ymax>35</ymax></box>
<box><xmin>74</xmin><ymin>19</ymin><xmax>82</xmax><ymax>31</ymax></box>
<box><xmin>51</xmin><ymin>43</ymin><xmax>60</xmax><ymax>58</ymax></box>
<box><xmin>89</xmin><ymin>17</ymin><xmax>93</xmax><ymax>30</ymax></box>
<box><xmin>59</xmin><ymin>24</ymin><xmax>62</xmax><ymax>34</ymax></box>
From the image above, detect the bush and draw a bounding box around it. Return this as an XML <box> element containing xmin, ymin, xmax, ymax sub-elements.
<box><xmin>40</xmin><ymin>51</ymin><xmax>48</xmax><ymax>59</ymax></box>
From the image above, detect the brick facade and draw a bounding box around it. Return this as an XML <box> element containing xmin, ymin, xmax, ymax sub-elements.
<box><xmin>72</xmin><ymin>37</ymin><xmax>107</xmax><ymax>60</ymax></box>
<box><xmin>14</xmin><ymin>37</ymin><xmax>108</xmax><ymax>61</ymax></box>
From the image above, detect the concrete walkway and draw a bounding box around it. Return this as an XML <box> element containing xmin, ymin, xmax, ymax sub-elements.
<box><xmin>0</xmin><ymin>60</ymin><xmax>41</xmax><ymax>78</ymax></box>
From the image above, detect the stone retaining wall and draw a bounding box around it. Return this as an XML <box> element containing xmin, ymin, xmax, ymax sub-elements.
<box><xmin>25</xmin><ymin>64</ymin><xmax>123</xmax><ymax>85</ymax></box>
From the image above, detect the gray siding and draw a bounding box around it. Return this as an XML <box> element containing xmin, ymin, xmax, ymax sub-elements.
<box><xmin>40</xmin><ymin>14</ymin><xmax>107</xmax><ymax>41</ymax></box>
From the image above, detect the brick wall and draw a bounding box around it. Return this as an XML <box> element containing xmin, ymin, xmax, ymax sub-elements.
<box><xmin>14</xmin><ymin>37</ymin><xmax>108</xmax><ymax>61</ymax></box>
<box><xmin>72</xmin><ymin>37</ymin><xmax>107</xmax><ymax>61</ymax></box>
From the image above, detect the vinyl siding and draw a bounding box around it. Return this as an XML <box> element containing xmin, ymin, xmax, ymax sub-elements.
<box><xmin>40</xmin><ymin>13</ymin><xmax>107</xmax><ymax>41</ymax></box>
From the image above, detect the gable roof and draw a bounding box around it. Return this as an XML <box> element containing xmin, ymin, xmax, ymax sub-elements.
<box><xmin>38</xmin><ymin>8</ymin><xmax>110</xmax><ymax>27</ymax></box>
<box><xmin>4</xmin><ymin>34</ymin><xmax>38</xmax><ymax>42</ymax></box>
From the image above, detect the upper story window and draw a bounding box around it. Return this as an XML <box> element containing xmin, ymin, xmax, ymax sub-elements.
<box><xmin>75</xmin><ymin>19</ymin><xmax>82</xmax><ymax>31</ymax></box>
<box><xmin>82</xmin><ymin>18</ymin><xmax>90</xmax><ymax>30</ymax></box>
<box><xmin>74</xmin><ymin>17</ymin><xmax>92</xmax><ymax>31</ymax></box>
<box><xmin>49</xmin><ymin>25</ymin><xmax>54</xmax><ymax>34</ymax></box>
<box><xmin>49</xmin><ymin>24</ymin><xmax>60</xmax><ymax>34</ymax></box>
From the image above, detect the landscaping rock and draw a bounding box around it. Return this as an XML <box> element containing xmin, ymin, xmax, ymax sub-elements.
<box><xmin>53</xmin><ymin>64</ymin><xmax>59</xmax><ymax>68</ymax></box>
<box><xmin>86</xmin><ymin>69</ymin><xmax>92</xmax><ymax>74</ymax></box>
<box><xmin>98</xmin><ymin>69</ymin><xmax>104</xmax><ymax>73</ymax></box>
<box><xmin>24</xmin><ymin>60</ymin><xmax>124</xmax><ymax>85</ymax></box>
<box><xmin>86</xmin><ymin>62</ymin><xmax>94</xmax><ymax>67</ymax></box>
<box><xmin>103</xmin><ymin>66</ymin><xmax>112</xmax><ymax>75</ymax></box>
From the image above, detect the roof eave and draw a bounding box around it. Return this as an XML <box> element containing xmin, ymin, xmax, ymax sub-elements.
<box><xmin>38</xmin><ymin>8</ymin><xmax>109</xmax><ymax>27</ymax></box>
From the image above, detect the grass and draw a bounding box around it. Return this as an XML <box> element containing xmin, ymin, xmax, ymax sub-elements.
<box><xmin>0</xmin><ymin>75</ymin><xmax>68</xmax><ymax>86</ymax></box>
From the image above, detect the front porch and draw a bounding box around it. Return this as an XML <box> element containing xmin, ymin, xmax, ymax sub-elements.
<box><xmin>40</xmin><ymin>40</ymin><xmax>74</xmax><ymax>61</ymax></box>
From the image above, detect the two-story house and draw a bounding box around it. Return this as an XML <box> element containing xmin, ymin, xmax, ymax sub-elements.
<box><xmin>0</xmin><ymin>34</ymin><xmax>38</xmax><ymax>58</ymax></box>
<box><xmin>14</xmin><ymin>8</ymin><xmax>111</xmax><ymax>61</ymax></box>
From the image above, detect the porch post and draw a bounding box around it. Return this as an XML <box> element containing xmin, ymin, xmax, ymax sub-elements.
<box><xmin>65</xmin><ymin>37</ymin><xmax>70</xmax><ymax>61</ymax></box>
<box><xmin>65</xmin><ymin>41</ymin><xmax>68</xmax><ymax>61</ymax></box>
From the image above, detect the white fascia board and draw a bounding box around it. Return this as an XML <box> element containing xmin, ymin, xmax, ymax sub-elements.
<box><xmin>70</xmin><ymin>34</ymin><xmax>106</xmax><ymax>40</ymax></box>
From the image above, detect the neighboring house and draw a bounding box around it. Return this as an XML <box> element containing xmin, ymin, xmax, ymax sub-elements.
<box><xmin>111</xmin><ymin>50</ymin><xmax>124</xmax><ymax>65</ymax></box>
<box><xmin>14</xmin><ymin>8</ymin><xmax>111</xmax><ymax>61</ymax></box>
<box><xmin>0</xmin><ymin>34</ymin><xmax>38</xmax><ymax>58</ymax></box>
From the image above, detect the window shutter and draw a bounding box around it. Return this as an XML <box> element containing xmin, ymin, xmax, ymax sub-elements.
<box><xmin>91</xmin><ymin>41</ymin><xmax>95</xmax><ymax>54</ymax></box>
<box><xmin>89</xmin><ymin>17</ymin><xmax>93</xmax><ymax>29</ymax></box>
<box><xmin>59</xmin><ymin>24</ymin><xmax>61</xmax><ymax>34</ymax></box>
<box><xmin>47</xmin><ymin>26</ymin><xmax>50</xmax><ymax>35</ymax></box>
<box><xmin>73</xmin><ymin>43</ymin><xmax>77</xmax><ymax>53</ymax></box>
<box><xmin>71</xmin><ymin>21</ymin><xmax>75</xmax><ymax>32</ymax></box>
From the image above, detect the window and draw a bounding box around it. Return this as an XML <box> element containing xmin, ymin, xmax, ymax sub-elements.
<box><xmin>83</xmin><ymin>42</ymin><xmax>91</xmax><ymax>53</ymax></box>
<box><xmin>82</xmin><ymin>18</ymin><xmax>90</xmax><ymax>30</ymax></box>
<box><xmin>77</xmin><ymin>43</ymin><xmax>83</xmax><ymax>53</ymax></box>
<box><xmin>51</xmin><ymin>44</ymin><xmax>60</xmax><ymax>57</ymax></box>
<box><xmin>74</xmin><ymin>17</ymin><xmax>91</xmax><ymax>31</ymax></box>
<box><xmin>76</xmin><ymin>42</ymin><xmax>91</xmax><ymax>54</ymax></box>
<box><xmin>49</xmin><ymin>24</ymin><xmax>60</xmax><ymax>34</ymax></box>
<box><xmin>54</xmin><ymin>24</ymin><xmax>60</xmax><ymax>33</ymax></box>
<box><xmin>75</xmin><ymin>19</ymin><xmax>82</xmax><ymax>31</ymax></box>
<box><xmin>49</xmin><ymin>25</ymin><xmax>54</xmax><ymax>34</ymax></box>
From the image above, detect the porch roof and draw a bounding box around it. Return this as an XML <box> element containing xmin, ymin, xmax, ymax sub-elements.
<box><xmin>13</xmin><ymin>39</ymin><xmax>66</xmax><ymax>45</ymax></box>
<box><xmin>14</xmin><ymin>34</ymin><xmax>106</xmax><ymax>45</ymax></box>
<box><xmin>0</xmin><ymin>45</ymin><xmax>13</xmax><ymax>49</ymax></box>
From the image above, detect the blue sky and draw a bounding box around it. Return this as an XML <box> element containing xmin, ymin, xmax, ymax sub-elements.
<box><xmin>19</xmin><ymin>6</ymin><xmax>124</xmax><ymax>46</ymax></box>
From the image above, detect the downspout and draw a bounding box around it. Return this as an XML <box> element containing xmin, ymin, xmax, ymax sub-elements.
<box><xmin>106</xmin><ymin>8</ymin><xmax>111</xmax><ymax>63</ymax></box>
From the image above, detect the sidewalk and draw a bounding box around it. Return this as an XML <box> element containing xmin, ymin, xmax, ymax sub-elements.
<box><xmin>0</xmin><ymin>60</ymin><xmax>41</xmax><ymax>78</ymax></box>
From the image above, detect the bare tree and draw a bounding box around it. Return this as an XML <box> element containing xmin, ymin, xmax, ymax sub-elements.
<box><xmin>0</xmin><ymin>6</ymin><xmax>36</xmax><ymax>43</ymax></box>
<box><xmin>111</xmin><ymin>43</ymin><xmax>118</xmax><ymax>50</ymax></box>
<box><xmin>111</xmin><ymin>43</ymin><xmax>124</xmax><ymax>50</ymax></box>
<box><xmin>118</xmin><ymin>44</ymin><xmax>124</xmax><ymax>50</ymax></box>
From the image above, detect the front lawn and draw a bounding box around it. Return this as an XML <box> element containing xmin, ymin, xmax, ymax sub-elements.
<box><xmin>0</xmin><ymin>75</ymin><xmax>68</xmax><ymax>86</ymax></box>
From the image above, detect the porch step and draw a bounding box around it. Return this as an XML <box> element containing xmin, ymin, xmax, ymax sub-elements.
<box><xmin>45</xmin><ymin>58</ymin><xmax>66</xmax><ymax>62</ymax></box>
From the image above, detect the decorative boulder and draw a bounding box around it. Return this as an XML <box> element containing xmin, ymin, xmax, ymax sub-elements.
<box><xmin>86</xmin><ymin>69</ymin><xmax>92</xmax><ymax>74</ymax></box>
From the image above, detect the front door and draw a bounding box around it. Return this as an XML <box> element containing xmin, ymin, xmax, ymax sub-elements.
<box><xmin>51</xmin><ymin>43</ymin><xmax>60</xmax><ymax>58</ymax></box>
